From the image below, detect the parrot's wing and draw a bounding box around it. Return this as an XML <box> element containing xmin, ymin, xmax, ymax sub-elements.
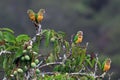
<box><xmin>73</xmin><ymin>35</ymin><xmax>78</xmax><ymax>43</ymax></box>
<box><xmin>37</xmin><ymin>9</ymin><xmax>45</xmax><ymax>15</ymax></box>
<box><xmin>27</xmin><ymin>9</ymin><xmax>35</xmax><ymax>21</ymax></box>
<box><xmin>36</xmin><ymin>9</ymin><xmax>45</xmax><ymax>23</ymax></box>
<box><xmin>102</xmin><ymin>60</ymin><xmax>106</xmax><ymax>71</ymax></box>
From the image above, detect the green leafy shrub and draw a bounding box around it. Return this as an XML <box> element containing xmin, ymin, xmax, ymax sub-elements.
<box><xmin>0</xmin><ymin>9</ymin><xmax>111</xmax><ymax>80</ymax></box>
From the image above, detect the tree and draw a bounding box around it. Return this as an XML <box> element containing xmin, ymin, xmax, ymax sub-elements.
<box><xmin>0</xmin><ymin>9</ymin><xmax>111</xmax><ymax>80</ymax></box>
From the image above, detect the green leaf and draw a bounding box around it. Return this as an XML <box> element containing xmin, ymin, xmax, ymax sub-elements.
<box><xmin>76</xmin><ymin>56</ymin><xmax>81</xmax><ymax>66</ymax></box>
<box><xmin>56</xmin><ymin>45</ymin><xmax>61</xmax><ymax>53</ymax></box>
<box><xmin>79</xmin><ymin>49</ymin><xmax>86</xmax><ymax>65</ymax></box>
<box><xmin>80</xmin><ymin>76</ymin><xmax>88</xmax><ymax>80</ymax></box>
<box><xmin>46</xmin><ymin>53</ymin><xmax>55</xmax><ymax>62</ymax></box>
<box><xmin>15</xmin><ymin>48</ymin><xmax>23</xmax><ymax>58</ymax></box>
<box><xmin>0</xmin><ymin>28</ymin><xmax>14</xmax><ymax>33</ymax></box>
<box><xmin>0</xmin><ymin>31</ymin><xmax>4</xmax><ymax>41</ymax></box>
<box><xmin>45</xmin><ymin>30</ymin><xmax>51</xmax><ymax>46</ymax></box>
<box><xmin>101</xmin><ymin>60</ymin><xmax>105</xmax><ymax>70</ymax></box>
<box><xmin>54</xmin><ymin>65</ymin><xmax>60</xmax><ymax>71</ymax></box>
<box><xmin>86</xmin><ymin>59</ymin><xmax>93</xmax><ymax>68</ymax></box>
<box><xmin>32</xmin><ymin>43</ymin><xmax>39</xmax><ymax>52</ymax></box>
<box><xmin>58</xmin><ymin>31</ymin><xmax>66</xmax><ymax>38</ymax></box>
<box><xmin>97</xmin><ymin>60</ymin><xmax>102</xmax><ymax>70</ymax></box>
<box><xmin>64</xmin><ymin>41</ymin><xmax>70</xmax><ymax>52</ymax></box>
<box><xmin>3</xmin><ymin>58</ymin><xmax>7</xmax><ymax>69</ymax></box>
<box><xmin>91</xmin><ymin>59</ymin><xmax>95</xmax><ymax>67</ymax></box>
<box><xmin>3</xmin><ymin>32</ymin><xmax>15</xmax><ymax>43</ymax></box>
<box><xmin>41</xmin><ymin>29</ymin><xmax>48</xmax><ymax>34</ymax></box>
<box><xmin>16</xmin><ymin>34</ymin><xmax>30</xmax><ymax>42</ymax></box>
<box><xmin>6</xmin><ymin>46</ymin><xmax>19</xmax><ymax>51</ymax></box>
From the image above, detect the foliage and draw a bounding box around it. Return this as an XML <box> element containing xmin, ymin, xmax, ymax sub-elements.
<box><xmin>0</xmin><ymin>9</ymin><xmax>112</xmax><ymax>79</ymax></box>
<box><xmin>0</xmin><ymin>1</ymin><xmax>120</xmax><ymax>79</ymax></box>
<box><xmin>0</xmin><ymin>26</ymin><xmax>111</xmax><ymax>80</ymax></box>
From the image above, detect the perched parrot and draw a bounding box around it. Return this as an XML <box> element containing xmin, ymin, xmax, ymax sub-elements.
<box><xmin>73</xmin><ymin>31</ymin><xmax>83</xmax><ymax>44</ymax></box>
<box><xmin>27</xmin><ymin>9</ymin><xmax>45</xmax><ymax>25</ymax></box>
<box><xmin>102</xmin><ymin>58</ymin><xmax>111</xmax><ymax>72</ymax></box>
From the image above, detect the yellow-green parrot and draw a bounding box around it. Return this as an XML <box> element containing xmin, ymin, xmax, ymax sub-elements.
<box><xmin>73</xmin><ymin>31</ymin><xmax>83</xmax><ymax>44</ymax></box>
<box><xmin>102</xmin><ymin>58</ymin><xmax>111</xmax><ymax>72</ymax></box>
<box><xmin>27</xmin><ymin>9</ymin><xmax>45</xmax><ymax>25</ymax></box>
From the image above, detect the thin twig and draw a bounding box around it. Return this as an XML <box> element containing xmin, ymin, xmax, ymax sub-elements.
<box><xmin>36</xmin><ymin>60</ymin><xmax>43</xmax><ymax>68</ymax></box>
<box><xmin>94</xmin><ymin>54</ymin><xmax>98</xmax><ymax>75</ymax></box>
<box><xmin>108</xmin><ymin>72</ymin><xmax>113</xmax><ymax>80</ymax></box>
<box><xmin>40</xmin><ymin>72</ymin><xmax>56</xmax><ymax>75</ymax></box>
<box><xmin>39</xmin><ymin>71</ymin><xmax>107</xmax><ymax>79</ymax></box>
<box><xmin>39</xmin><ymin>71</ymin><xmax>94</xmax><ymax>77</ymax></box>
<box><xmin>36</xmin><ymin>24</ymin><xmax>42</xmax><ymax>35</ymax></box>
<box><xmin>96</xmin><ymin>72</ymin><xmax>106</xmax><ymax>78</ymax></box>
<box><xmin>79</xmin><ymin>64</ymin><xmax>85</xmax><ymax>73</ymax></box>
<box><xmin>85</xmin><ymin>42</ymin><xmax>89</xmax><ymax>50</ymax></box>
<box><xmin>69</xmin><ymin>72</ymin><xmax>92</xmax><ymax>76</ymax></box>
<box><xmin>70</xmin><ymin>34</ymin><xmax>74</xmax><ymax>44</ymax></box>
<box><xmin>2</xmin><ymin>77</ymin><xmax>7</xmax><ymax>80</ymax></box>
<box><xmin>39</xmin><ymin>62</ymin><xmax>63</xmax><ymax>69</ymax></box>
<box><xmin>0</xmin><ymin>50</ymin><xmax>11</xmax><ymax>56</ymax></box>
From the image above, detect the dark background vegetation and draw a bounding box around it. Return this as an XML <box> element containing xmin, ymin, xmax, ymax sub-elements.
<box><xmin>0</xmin><ymin>0</ymin><xmax>120</xmax><ymax>79</ymax></box>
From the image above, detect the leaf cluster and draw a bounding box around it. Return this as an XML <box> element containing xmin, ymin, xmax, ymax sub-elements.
<box><xmin>0</xmin><ymin>28</ymin><xmax>110</xmax><ymax>80</ymax></box>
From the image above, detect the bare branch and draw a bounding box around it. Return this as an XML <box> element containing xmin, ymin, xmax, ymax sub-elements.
<box><xmin>0</xmin><ymin>50</ymin><xmax>12</xmax><ymax>56</ymax></box>
<box><xmin>108</xmin><ymin>72</ymin><xmax>113</xmax><ymax>80</ymax></box>
<box><xmin>39</xmin><ymin>62</ymin><xmax>63</xmax><ymax>69</ymax></box>
<box><xmin>94</xmin><ymin>54</ymin><xmax>98</xmax><ymax>74</ymax></box>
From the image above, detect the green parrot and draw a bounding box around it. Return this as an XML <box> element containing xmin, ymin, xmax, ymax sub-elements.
<box><xmin>73</xmin><ymin>31</ymin><xmax>83</xmax><ymax>44</ymax></box>
<box><xmin>102</xmin><ymin>58</ymin><xmax>111</xmax><ymax>72</ymax></box>
<box><xmin>27</xmin><ymin>9</ymin><xmax>45</xmax><ymax>24</ymax></box>
<box><xmin>27</xmin><ymin>9</ymin><xmax>45</xmax><ymax>32</ymax></box>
